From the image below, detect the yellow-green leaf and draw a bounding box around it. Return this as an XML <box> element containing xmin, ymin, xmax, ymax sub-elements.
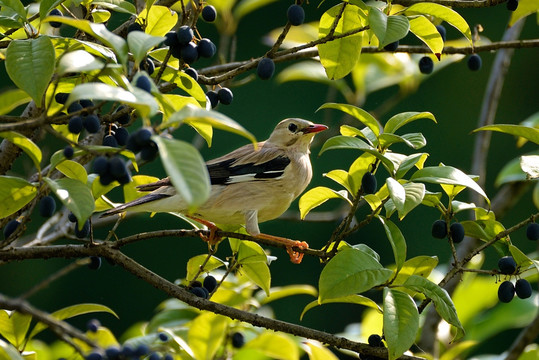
<box><xmin>141</xmin><ymin>5</ymin><xmax>178</xmax><ymax>36</ymax></box>
<box><xmin>0</xmin><ymin>89</ymin><xmax>31</xmax><ymax>115</ymax></box>
<box><xmin>186</xmin><ymin>255</ymin><xmax>227</xmax><ymax>282</ymax></box>
<box><xmin>242</xmin><ymin>261</ymin><xmax>271</xmax><ymax>296</ymax></box>
<box><xmin>299</xmin><ymin>186</ymin><xmax>350</xmax><ymax>220</ymax></box>
<box><xmin>0</xmin><ymin>131</ymin><xmax>42</xmax><ymax>171</ymax></box>
<box><xmin>56</xmin><ymin>160</ymin><xmax>88</xmax><ymax>183</ymax></box>
<box><xmin>245</xmin><ymin>332</ymin><xmax>299</xmax><ymax>360</ymax></box>
<box><xmin>188</xmin><ymin>313</ymin><xmax>229</xmax><ymax>360</ymax></box>
<box><xmin>0</xmin><ymin>311</ymin><xmax>31</xmax><ymax>348</ymax></box>
<box><xmin>509</xmin><ymin>0</ymin><xmax>539</xmax><ymax>27</ymax></box>
<box><xmin>0</xmin><ymin>176</ymin><xmax>37</xmax><ymax>218</ymax></box>
<box><xmin>409</xmin><ymin>16</ymin><xmax>443</xmax><ymax>56</ymax></box>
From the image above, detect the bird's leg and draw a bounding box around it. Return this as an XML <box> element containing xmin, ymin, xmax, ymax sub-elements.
<box><xmin>254</xmin><ymin>233</ymin><xmax>309</xmax><ymax>264</ymax></box>
<box><xmin>187</xmin><ymin>216</ymin><xmax>222</xmax><ymax>245</ymax></box>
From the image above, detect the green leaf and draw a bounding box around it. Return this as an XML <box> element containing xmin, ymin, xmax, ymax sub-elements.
<box><xmin>0</xmin><ymin>339</ymin><xmax>24</xmax><ymax>360</ymax></box>
<box><xmin>0</xmin><ymin>0</ymin><xmax>26</xmax><ymax>22</ymax></box>
<box><xmin>383</xmin><ymin>111</ymin><xmax>436</xmax><ymax>134</ymax></box>
<box><xmin>256</xmin><ymin>285</ymin><xmax>318</xmax><ymax>305</ymax></box>
<box><xmin>383</xmin><ymin>288</ymin><xmax>419</xmax><ymax>360</ymax></box>
<box><xmin>43</xmin><ymin>17</ymin><xmax>128</xmax><ymax>65</ymax></box>
<box><xmin>408</xmin><ymin>16</ymin><xmax>444</xmax><ymax>56</ymax></box>
<box><xmin>0</xmin><ymin>89</ymin><xmax>31</xmax><ymax>115</ymax></box>
<box><xmin>91</xmin><ymin>8</ymin><xmax>111</xmax><ymax>23</ymax></box>
<box><xmin>299</xmin><ymin>186</ymin><xmax>350</xmax><ymax>220</ymax></box>
<box><xmin>495</xmin><ymin>154</ymin><xmax>532</xmax><ymax>186</ymax></box>
<box><xmin>404</xmin><ymin>2</ymin><xmax>472</xmax><ymax>43</ymax></box>
<box><xmin>402</xmin><ymin>275</ymin><xmax>465</xmax><ymax>340</ymax></box>
<box><xmin>241</xmin><ymin>261</ymin><xmax>271</xmax><ymax>296</ymax></box>
<box><xmin>0</xmin><ymin>131</ymin><xmax>42</xmax><ymax>171</ymax></box>
<box><xmin>186</xmin><ymin>255</ymin><xmax>227</xmax><ymax>282</ymax></box>
<box><xmin>385</xmin><ymin>178</ymin><xmax>405</xmax><ymax>216</ymax></box>
<box><xmin>157</xmin><ymin>70</ymin><xmax>208</xmax><ymax>109</ymax></box>
<box><xmin>127</xmin><ymin>31</ymin><xmax>165</xmax><ymax>65</ymax></box>
<box><xmin>188</xmin><ymin>313</ymin><xmax>229</xmax><ymax>360</ymax></box>
<box><xmin>162</xmin><ymin>104</ymin><xmax>256</xmax><ymax>146</ymax></box>
<box><xmin>304</xmin><ymin>341</ymin><xmax>339</xmax><ymax>360</ymax></box>
<box><xmin>39</xmin><ymin>0</ymin><xmax>63</xmax><ymax>19</ymax></box>
<box><xmin>324</xmin><ymin>169</ymin><xmax>354</xmax><ymax>195</ymax></box>
<box><xmin>378</xmin><ymin>216</ymin><xmax>407</xmax><ymax>272</ymax></box>
<box><xmin>392</xmin><ymin>255</ymin><xmax>438</xmax><ymax>285</ymax></box>
<box><xmin>56</xmin><ymin>160</ymin><xmax>88</xmax><ymax>183</ymax></box>
<box><xmin>318</xmin><ymin>4</ymin><xmax>365</xmax><ymax>80</ymax></box>
<box><xmin>509</xmin><ymin>0</ymin><xmax>539</xmax><ymax>27</ymax></box>
<box><xmin>0</xmin><ymin>311</ymin><xmax>31</xmax><ymax>348</ymax></box>
<box><xmin>368</xmin><ymin>8</ymin><xmax>409</xmax><ymax>47</ymax></box>
<box><xmin>57</xmin><ymin>50</ymin><xmax>105</xmax><ymax>75</ymax></box>
<box><xmin>237</xmin><ymin>241</ymin><xmax>268</xmax><ymax>264</ymax></box>
<box><xmin>319</xmin><ymin>247</ymin><xmax>392</xmax><ymax>302</ymax></box>
<box><xmin>395</xmin><ymin>153</ymin><xmax>428</xmax><ymax>180</ymax></box>
<box><xmin>384</xmin><ymin>182</ymin><xmax>425</xmax><ymax>219</ymax></box>
<box><xmin>152</xmin><ymin>136</ymin><xmax>210</xmax><ymax>211</ymax></box>
<box><xmin>28</xmin><ymin>304</ymin><xmax>117</xmax><ymax>340</ymax></box>
<box><xmin>141</xmin><ymin>5</ymin><xmax>178</xmax><ymax>36</ymax></box>
<box><xmin>317</xmin><ymin>103</ymin><xmax>381</xmax><ymax>136</ymax></box>
<box><xmin>0</xmin><ymin>176</ymin><xmax>37</xmax><ymax>218</ymax></box>
<box><xmin>92</xmin><ymin>0</ymin><xmax>136</xmax><ymax>14</ymax></box>
<box><xmin>245</xmin><ymin>332</ymin><xmax>299</xmax><ymax>360</ymax></box>
<box><xmin>43</xmin><ymin>177</ymin><xmax>95</xmax><ymax>227</ymax></box>
<box><xmin>301</xmin><ymin>295</ymin><xmax>381</xmax><ymax>321</ymax></box>
<box><xmin>5</xmin><ymin>37</ymin><xmax>55</xmax><ymax>108</ymax></box>
<box><xmin>474</xmin><ymin>124</ymin><xmax>539</xmax><ymax>145</ymax></box>
<box><xmin>66</xmin><ymin>82</ymin><xmax>158</xmax><ymax>118</ymax></box>
<box><xmin>320</xmin><ymin>136</ymin><xmax>395</xmax><ymax>174</ymax></box>
<box><xmin>410</xmin><ymin>165</ymin><xmax>489</xmax><ymax>205</ymax></box>
<box><xmin>379</xmin><ymin>132</ymin><xmax>426</xmax><ymax>150</ymax></box>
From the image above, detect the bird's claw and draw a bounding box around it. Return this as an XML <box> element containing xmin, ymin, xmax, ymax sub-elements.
<box><xmin>286</xmin><ymin>241</ymin><xmax>309</xmax><ymax>264</ymax></box>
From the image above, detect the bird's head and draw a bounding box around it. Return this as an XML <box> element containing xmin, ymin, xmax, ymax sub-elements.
<box><xmin>267</xmin><ymin>118</ymin><xmax>328</xmax><ymax>150</ymax></box>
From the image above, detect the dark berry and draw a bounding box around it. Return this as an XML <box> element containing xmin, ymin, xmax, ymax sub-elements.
<box><xmin>184</xmin><ymin>67</ymin><xmax>198</xmax><ymax>81</ymax></box>
<box><xmin>75</xmin><ymin>219</ymin><xmax>91</xmax><ymax>238</ymax></box>
<box><xmin>55</xmin><ymin>92</ymin><xmax>69</xmax><ymax>104</ymax></box>
<box><xmin>83</xmin><ymin>114</ymin><xmax>101</xmax><ymax>133</ymax></box>
<box><xmin>257</xmin><ymin>58</ymin><xmax>275</xmax><ymax>80</ymax></box>
<box><xmin>104</xmin><ymin>347</ymin><xmax>121</xmax><ymax>359</ymax></box>
<box><xmin>190</xmin><ymin>286</ymin><xmax>208</xmax><ymax>298</ymax></box>
<box><xmin>135</xmin><ymin>75</ymin><xmax>152</xmax><ymax>93</ymax></box>
<box><xmin>68</xmin><ymin>116</ymin><xmax>84</xmax><ymax>134</ymax></box>
<box><xmin>431</xmin><ymin>219</ymin><xmax>447</xmax><ymax>239</ymax></box>
<box><xmin>140</xmin><ymin>58</ymin><xmax>155</xmax><ymax>75</ymax></box>
<box><xmin>418</xmin><ymin>56</ymin><xmax>434</xmax><ymax>74</ymax></box>
<box><xmin>450</xmin><ymin>222</ymin><xmax>465</xmax><ymax>243</ymax></box>
<box><xmin>3</xmin><ymin>219</ymin><xmax>20</xmax><ymax>239</ymax></box>
<box><xmin>436</xmin><ymin>25</ymin><xmax>446</xmax><ymax>42</ymax></box>
<box><xmin>63</xmin><ymin>145</ymin><xmax>74</xmax><ymax>159</ymax></box>
<box><xmin>515</xmin><ymin>279</ymin><xmax>532</xmax><ymax>299</ymax></box>
<box><xmin>197</xmin><ymin>38</ymin><xmax>216</xmax><ymax>58</ymax></box>
<box><xmin>361</xmin><ymin>172</ymin><xmax>377</xmax><ymax>194</ymax></box>
<box><xmin>368</xmin><ymin>334</ymin><xmax>383</xmax><ymax>347</ymax></box>
<box><xmin>92</xmin><ymin>156</ymin><xmax>109</xmax><ymax>176</ymax></box>
<box><xmin>180</xmin><ymin>42</ymin><xmax>199</xmax><ymax>64</ymax></box>
<box><xmin>206</xmin><ymin>90</ymin><xmax>219</xmax><ymax>108</ymax></box>
<box><xmin>87</xmin><ymin>319</ymin><xmax>100</xmax><ymax>332</ymax></box>
<box><xmin>120</xmin><ymin>345</ymin><xmax>135</xmax><ymax>357</ymax></box>
<box><xmin>148</xmin><ymin>353</ymin><xmax>160</xmax><ymax>360</ymax></box>
<box><xmin>383</xmin><ymin>41</ymin><xmax>399</xmax><ymax>52</ymax></box>
<box><xmin>191</xmin><ymin>280</ymin><xmax>202</xmax><ymax>288</ymax></box>
<box><xmin>68</xmin><ymin>212</ymin><xmax>77</xmax><ymax>223</ymax></box>
<box><xmin>498</xmin><ymin>281</ymin><xmax>515</xmax><ymax>303</ymax></box>
<box><xmin>48</xmin><ymin>9</ymin><xmax>62</xmax><ymax>28</ymax></box>
<box><xmin>79</xmin><ymin>99</ymin><xmax>94</xmax><ymax>109</ymax></box>
<box><xmin>113</xmin><ymin>127</ymin><xmax>129</xmax><ymax>146</ymax></box>
<box><xmin>158</xmin><ymin>332</ymin><xmax>169</xmax><ymax>341</ymax></box>
<box><xmin>170</xmin><ymin>43</ymin><xmax>182</xmax><ymax>59</ymax></box>
<box><xmin>85</xmin><ymin>352</ymin><xmax>102</xmax><ymax>360</ymax></box>
<box><xmin>164</xmin><ymin>31</ymin><xmax>180</xmax><ymax>48</ymax></box>
<box><xmin>103</xmin><ymin>134</ymin><xmax>118</xmax><ymax>148</ymax></box>
<box><xmin>109</xmin><ymin>157</ymin><xmax>128</xmax><ymax>179</ymax></box>
<box><xmin>67</xmin><ymin>102</ymin><xmax>83</xmax><ymax>114</ymax></box>
<box><xmin>506</xmin><ymin>0</ymin><xmax>518</xmax><ymax>11</ymax></box>
<box><xmin>99</xmin><ymin>172</ymin><xmax>114</xmax><ymax>186</ymax></box>
<box><xmin>135</xmin><ymin>344</ymin><xmax>150</xmax><ymax>356</ymax></box>
<box><xmin>163</xmin><ymin>354</ymin><xmax>173</xmax><ymax>360</ymax></box>
<box><xmin>526</xmin><ymin>223</ymin><xmax>539</xmax><ymax>241</ymax></box>
<box><xmin>140</xmin><ymin>142</ymin><xmax>159</xmax><ymax>161</ymax></box>
<box><xmin>467</xmin><ymin>54</ymin><xmax>482</xmax><ymax>71</ymax></box>
<box><xmin>203</xmin><ymin>275</ymin><xmax>218</xmax><ymax>293</ymax></box>
<box><xmin>39</xmin><ymin>196</ymin><xmax>56</xmax><ymax>217</ymax></box>
<box><xmin>127</xmin><ymin>22</ymin><xmax>143</xmax><ymax>33</ymax></box>
<box><xmin>114</xmin><ymin>105</ymin><xmax>130</xmax><ymax>125</ymax></box>
<box><xmin>217</xmin><ymin>87</ymin><xmax>233</xmax><ymax>105</ymax></box>
<box><xmin>134</xmin><ymin>128</ymin><xmax>152</xmax><ymax>147</ymax></box>
<box><xmin>201</xmin><ymin>5</ymin><xmax>217</xmax><ymax>22</ymax></box>
<box><xmin>231</xmin><ymin>332</ymin><xmax>245</xmax><ymax>348</ymax></box>
<box><xmin>88</xmin><ymin>256</ymin><xmax>102</xmax><ymax>270</ymax></box>
<box><xmin>287</xmin><ymin>4</ymin><xmax>305</xmax><ymax>26</ymax></box>
<box><xmin>176</xmin><ymin>25</ymin><xmax>194</xmax><ymax>46</ymax></box>
<box><xmin>498</xmin><ymin>256</ymin><xmax>517</xmax><ymax>275</ymax></box>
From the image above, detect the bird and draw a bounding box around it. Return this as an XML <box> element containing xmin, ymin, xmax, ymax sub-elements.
<box><xmin>101</xmin><ymin>118</ymin><xmax>328</xmax><ymax>263</ymax></box>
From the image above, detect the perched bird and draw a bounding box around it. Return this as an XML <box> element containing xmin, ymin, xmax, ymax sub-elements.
<box><xmin>102</xmin><ymin>118</ymin><xmax>328</xmax><ymax>263</ymax></box>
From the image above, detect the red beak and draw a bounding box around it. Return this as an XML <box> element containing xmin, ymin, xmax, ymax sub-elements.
<box><xmin>303</xmin><ymin>124</ymin><xmax>328</xmax><ymax>134</ymax></box>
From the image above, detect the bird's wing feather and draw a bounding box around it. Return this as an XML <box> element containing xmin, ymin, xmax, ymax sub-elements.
<box><xmin>208</xmin><ymin>154</ymin><xmax>290</xmax><ymax>185</ymax></box>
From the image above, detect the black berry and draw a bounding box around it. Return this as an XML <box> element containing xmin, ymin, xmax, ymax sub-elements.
<box><xmin>164</xmin><ymin>31</ymin><xmax>180</xmax><ymax>48</ymax></box>
<box><xmin>87</xmin><ymin>319</ymin><xmax>100</xmax><ymax>332</ymax></box>
<box><xmin>55</xmin><ymin>92</ymin><xmax>69</xmax><ymax>104</ymax></box>
<box><xmin>109</xmin><ymin>157</ymin><xmax>128</xmax><ymax>179</ymax></box>
<box><xmin>140</xmin><ymin>58</ymin><xmax>155</xmax><ymax>75</ymax></box>
<box><xmin>103</xmin><ymin>134</ymin><xmax>118</xmax><ymax>148</ymax></box>
<box><xmin>384</xmin><ymin>41</ymin><xmax>399</xmax><ymax>52</ymax></box>
<box><xmin>158</xmin><ymin>332</ymin><xmax>169</xmax><ymax>342</ymax></box>
<box><xmin>104</xmin><ymin>347</ymin><xmax>120</xmax><ymax>359</ymax></box>
<box><xmin>88</xmin><ymin>256</ymin><xmax>102</xmax><ymax>270</ymax></box>
<box><xmin>467</xmin><ymin>54</ymin><xmax>482</xmax><ymax>71</ymax></box>
<box><xmin>201</xmin><ymin>5</ymin><xmax>217</xmax><ymax>22</ymax></box>
<box><xmin>75</xmin><ymin>219</ymin><xmax>91</xmax><ymax>238</ymax></box>
<box><xmin>85</xmin><ymin>352</ymin><xmax>102</xmax><ymax>360</ymax></box>
<box><xmin>257</xmin><ymin>58</ymin><xmax>275</xmax><ymax>80</ymax></box>
<box><xmin>206</xmin><ymin>90</ymin><xmax>219</xmax><ymax>108</ymax></box>
<box><xmin>68</xmin><ymin>212</ymin><xmax>77</xmax><ymax>223</ymax></box>
<box><xmin>180</xmin><ymin>42</ymin><xmax>199</xmax><ymax>64</ymax></box>
<box><xmin>526</xmin><ymin>223</ymin><xmax>539</xmax><ymax>241</ymax></box>
<box><xmin>218</xmin><ymin>87</ymin><xmax>233</xmax><ymax>105</ymax></box>
<box><xmin>203</xmin><ymin>275</ymin><xmax>218</xmax><ymax>293</ymax></box>
<box><xmin>515</xmin><ymin>279</ymin><xmax>532</xmax><ymax>299</ymax></box>
<box><xmin>48</xmin><ymin>9</ymin><xmax>62</xmax><ymax>28</ymax></box>
<box><xmin>67</xmin><ymin>102</ymin><xmax>83</xmax><ymax>114</ymax></box>
<box><xmin>431</xmin><ymin>219</ymin><xmax>447</xmax><ymax>239</ymax></box>
<box><xmin>190</xmin><ymin>286</ymin><xmax>208</xmax><ymax>299</ymax></box>
<box><xmin>92</xmin><ymin>156</ymin><xmax>109</xmax><ymax>176</ymax></box>
<box><xmin>287</xmin><ymin>4</ymin><xmax>305</xmax><ymax>26</ymax></box>
<box><xmin>498</xmin><ymin>281</ymin><xmax>515</xmax><ymax>303</ymax></box>
<box><xmin>368</xmin><ymin>334</ymin><xmax>383</xmax><ymax>347</ymax></box>
<box><xmin>436</xmin><ymin>25</ymin><xmax>446</xmax><ymax>42</ymax></box>
<box><xmin>83</xmin><ymin>114</ymin><xmax>101</xmax><ymax>133</ymax></box>
<box><xmin>498</xmin><ymin>256</ymin><xmax>517</xmax><ymax>275</ymax></box>
<box><xmin>3</xmin><ymin>219</ymin><xmax>20</xmax><ymax>239</ymax></box>
<box><xmin>449</xmin><ymin>222</ymin><xmax>465</xmax><ymax>243</ymax></box>
<box><xmin>140</xmin><ymin>141</ymin><xmax>159</xmax><ymax>161</ymax></box>
<box><xmin>197</xmin><ymin>38</ymin><xmax>216</xmax><ymax>58</ymax></box>
<box><xmin>39</xmin><ymin>196</ymin><xmax>56</xmax><ymax>217</ymax></box>
<box><xmin>176</xmin><ymin>26</ymin><xmax>194</xmax><ymax>46</ymax></box>
<box><xmin>135</xmin><ymin>76</ymin><xmax>152</xmax><ymax>93</ymax></box>
<box><xmin>134</xmin><ymin>128</ymin><xmax>152</xmax><ymax>147</ymax></box>
<box><xmin>506</xmin><ymin>0</ymin><xmax>518</xmax><ymax>11</ymax></box>
<box><xmin>135</xmin><ymin>344</ymin><xmax>150</xmax><ymax>356</ymax></box>
<box><xmin>361</xmin><ymin>172</ymin><xmax>377</xmax><ymax>194</ymax></box>
<box><xmin>68</xmin><ymin>116</ymin><xmax>84</xmax><ymax>134</ymax></box>
<box><xmin>79</xmin><ymin>99</ymin><xmax>94</xmax><ymax>109</ymax></box>
<box><xmin>231</xmin><ymin>332</ymin><xmax>245</xmax><ymax>348</ymax></box>
<box><xmin>419</xmin><ymin>56</ymin><xmax>434</xmax><ymax>74</ymax></box>
<box><xmin>184</xmin><ymin>67</ymin><xmax>198</xmax><ymax>81</ymax></box>
<box><xmin>113</xmin><ymin>127</ymin><xmax>129</xmax><ymax>146</ymax></box>
<box><xmin>63</xmin><ymin>145</ymin><xmax>74</xmax><ymax>159</ymax></box>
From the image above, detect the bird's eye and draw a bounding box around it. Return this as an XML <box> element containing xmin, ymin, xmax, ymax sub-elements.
<box><xmin>288</xmin><ymin>123</ymin><xmax>298</xmax><ymax>133</ymax></box>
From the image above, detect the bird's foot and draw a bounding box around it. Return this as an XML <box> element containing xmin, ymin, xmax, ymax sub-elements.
<box><xmin>189</xmin><ymin>216</ymin><xmax>222</xmax><ymax>245</ymax></box>
<box><xmin>255</xmin><ymin>233</ymin><xmax>309</xmax><ymax>264</ymax></box>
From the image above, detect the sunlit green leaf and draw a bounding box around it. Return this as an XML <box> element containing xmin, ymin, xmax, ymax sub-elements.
<box><xmin>324</xmin><ymin>169</ymin><xmax>354</xmax><ymax>194</ymax></box>
<box><xmin>188</xmin><ymin>313</ymin><xmax>229</xmax><ymax>360</ymax></box>
<box><xmin>303</xmin><ymin>341</ymin><xmax>339</xmax><ymax>360</ymax></box>
<box><xmin>385</xmin><ymin>178</ymin><xmax>405</xmax><ymax>216</ymax></box>
<box><xmin>5</xmin><ymin>37</ymin><xmax>55</xmax><ymax>108</ymax></box>
<box><xmin>0</xmin><ymin>311</ymin><xmax>31</xmax><ymax>348</ymax></box>
<box><xmin>238</xmin><ymin>241</ymin><xmax>268</xmax><ymax>264</ymax></box>
<box><xmin>57</xmin><ymin>50</ymin><xmax>105</xmax><ymax>75</ymax></box>
<box><xmin>0</xmin><ymin>0</ymin><xmax>26</xmax><ymax>22</ymax></box>
<box><xmin>127</xmin><ymin>31</ymin><xmax>165</xmax><ymax>65</ymax></box>
<box><xmin>299</xmin><ymin>186</ymin><xmax>350</xmax><ymax>220</ymax></box>
<box><xmin>395</xmin><ymin>153</ymin><xmax>428</xmax><ymax>180</ymax></box>
<box><xmin>186</xmin><ymin>255</ymin><xmax>227</xmax><ymax>282</ymax></box>
<box><xmin>92</xmin><ymin>0</ymin><xmax>136</xmax><ymax>14</ymax></box>
<box><xmin>0</xmin><ymin>89</ymin><xmax>31</xmax><ymax>115</ymax></box>
<box><xmin>140</xmin><ymin>5</ymin><xmax>178</xmax><ymax>36</ymax></box>
<box><xmin>56</xmin><ymin>160</ymin><xmax>88</xmax><ymax>183</ymax></box>
<box><xmin>409</xmin><ymin>16</ymin><xmax>443</xmax><ymax>55</ymax></box>
<box><xmin>160</xmin><ymin>69</ymin><xmax>207</xmax><ymax>108</ymax></box>
<box><xmin>383</xmin><ymin>111</ymin><xmax>436</xmax><ymax>134</ymax></box>
<box><xmin>474</xmin><ymin>124</ymin><xmax>539</xmax><ymax>145</ymax></box>
<box><xmin>368</xmin><ymin>8</ymin><xmax>409</xmax><ymax>47</ymax></box>
<box><xmin>392</xmin><ymin>256</ymin><xmax>438</xmax><ymax>285</ymax></box>
<box><xmin>383</xmin><ymin>288</ymin><xmax>419</xmax><ymax>360</ymax></box>
<box><xmin>385</xmin><ymin>182</ymin><xmax>425</xmax><ymax>219</ymax></box>
<box><xmin>378</xmin><ymin>216</ymin><xmax>407</xmax><ymax>272</ymax></box>
<box><xmin>509</xmin><ymin>0</ymin><xmax>539</xmax><ymax>27</ymax></box>
<box><xmin>257</xmin><ymin>285</ymin><xmax>317</xmax><ymax>305</ymax></box>
<box><xmin>0</xmin><ymin>339</ymin><xmax>24</xmax><ymax>359</ymax></box>
<box><xmin>242</xmin><ymin>261</ymin><xmax>271</xmax><ymax>296</ymax></box>
<box><xmin>245</xmin><ymin>332</ymin><xmax>299</xmax><ymax>360</ymax></box>
<box><xmin>317</xmin><ymin>103</ymin><xmax>381</xmax><ymax>136</ymax></box>
<box><xmin>0</xmin><ymin>131</ymin><xmax>42</xmax><ymax>171</ymax></box>
<box><xmin>43</xmin><ymin>177</ymin><xmax>94</xmax><ymax>228</ymax></box>
<box><xmin>520</xmin><ymin>155</ymin><xmax>539</xmax><ymax>179</ymax></box>
<box><xmin>0</xmin><ymin>176</ymin><xmax>37</xmax><ymax>218</ymax></box>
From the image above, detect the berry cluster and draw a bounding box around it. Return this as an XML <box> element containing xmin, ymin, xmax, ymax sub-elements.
<box><xmin>93</xmin><ymin>156</ymin><xmax>131</xmax><ymax>185</ymax></box>
<box><xmin>126</xmin><ymin>128</ymin><xmax>159</xmax><ymax>161</ymax></box>
<box><xmin>55</xmin><ymin>93</ymin><xmax>101</xmax><ymax>135</ymax></box>
<box><xmin>165</xmin><ymin>25</ymin><xmax>217</xmax><ymax>65</ymax></box>
<box><xmin>103</xmin><ymin>124</ymin><xmax>129</xmax><ymax>148</ymax></box>
<box><xmin>205</xmin><ymin>87</ymin><xmax>233</xmax><ymax>108</ymax></box>
<box><xmin>189</xmin><ymin>275</ymin><xmax>217</xmax><ymax>299</ymax></box>
<box><xmin>68</xmin><ymin>212</ymin><xmax>92</xmax><ymax>238</ymax></box>
<box><xmin>497</xmin><ymin>256</ymin><xmax>532</xmax><ymax>303</ymax></box>
<box><xmin>431</xmin><ymin>219</ymin><xmax>465</xmax><ymax>243</ymax></box>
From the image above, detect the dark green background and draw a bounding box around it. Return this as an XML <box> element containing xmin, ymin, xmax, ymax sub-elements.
<box><xmin>1</xmin><ymin>1</ymin><xmax>538</xmax><ymax>356</ymax></box>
